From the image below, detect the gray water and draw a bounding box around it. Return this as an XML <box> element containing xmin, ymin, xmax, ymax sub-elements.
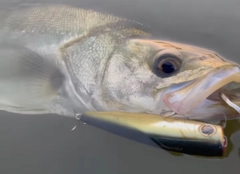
<box><xmin>0</xmin><ymin>0</ymin><xmax>240</xmax><ymax>173</ymax></box>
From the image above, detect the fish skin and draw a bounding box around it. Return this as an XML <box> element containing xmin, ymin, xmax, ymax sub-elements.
<box><xmin>0</xmin><ymin>4</ymin><xmax>239</xmax><ymax>121</ymax></box>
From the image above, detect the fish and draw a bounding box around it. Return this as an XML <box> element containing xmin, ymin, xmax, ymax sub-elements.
<box><xmin>80</xmin><ymin>111</ymin><xmax>227</xmax><ymax>157</ymax></box>
<box><xmin>0</xmin><ymin>4</ymin><xmax>240</xmax><ymax>123</ymax></box>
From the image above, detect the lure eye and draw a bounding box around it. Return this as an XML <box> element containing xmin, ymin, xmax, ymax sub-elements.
<box><xmin>200</xmin><ymin>124</ymin><xmax>216</xmax><ymax>136</ymax></box>
<box><xmin>152</xmin><ymin>53</ymin><xmax>182</xmax><ymax>78</ymax></box>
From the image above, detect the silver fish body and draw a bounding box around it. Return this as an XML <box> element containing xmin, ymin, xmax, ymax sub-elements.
<box><xmin>0</xmin><ymin>4</ymin><xmax>240</xmax><ymax>122</ymax></box>
<box><xmin>0</xmin><ymin>4</ymin><xmax>148</xmax><ymax>116</ymax></box>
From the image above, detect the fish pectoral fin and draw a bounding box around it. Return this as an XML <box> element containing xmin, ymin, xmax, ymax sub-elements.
<box><xmin>0</xmin><ymin>43</ymin><xmax>64</xmax><ymax>114</ymax></box>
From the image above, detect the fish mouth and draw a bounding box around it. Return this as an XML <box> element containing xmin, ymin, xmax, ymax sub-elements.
<box><xmin>163</xmin><ymin>65</ymin><xmax>240</xmax><ymax>117</ymax></box>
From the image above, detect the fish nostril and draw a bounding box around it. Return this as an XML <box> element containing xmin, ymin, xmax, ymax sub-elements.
<box><xmin>199</xmin><ymin>56</ymin><xmax>207</xmax><ymax>60</ymax></box>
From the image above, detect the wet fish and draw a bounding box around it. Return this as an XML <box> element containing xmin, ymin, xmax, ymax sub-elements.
<box><xmin>0</xmin><ymin>4</ymin><xmax>240</xmax><ymax>123</ymax></box>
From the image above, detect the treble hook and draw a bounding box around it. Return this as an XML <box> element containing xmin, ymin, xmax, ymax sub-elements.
<box><xmin>71</xmin><ymin>113</ymin><xmax>83</xmax><ymax>131</ymax></box>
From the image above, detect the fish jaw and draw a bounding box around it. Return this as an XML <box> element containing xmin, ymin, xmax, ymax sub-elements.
<box><xmin>183</xmin><ymin>99</ymin><xmax>240</xmax><ymax>123</ymax></box>
<box><xmin>163</xmin><ymin>65</ymin><xmax>240</xmax><ymax>118</ymax></box>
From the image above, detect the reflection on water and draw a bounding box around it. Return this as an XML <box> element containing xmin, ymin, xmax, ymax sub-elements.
<box><xmin>225</xmin><ymin>120</ymin><xmax>240</xmax><ymax>157</ymax></box>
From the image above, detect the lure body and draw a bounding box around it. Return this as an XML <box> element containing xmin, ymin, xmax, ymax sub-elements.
<box><xmin>80</xmin><ymin>112</ymin><xmax>226</xmax><ymax>157</ymax></box>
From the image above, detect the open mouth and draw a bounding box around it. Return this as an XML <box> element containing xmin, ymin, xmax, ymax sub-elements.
<box><xmin>163</xmin><ymin>65</ymin><xmax>240</xmax><ymax>115</ymax></box>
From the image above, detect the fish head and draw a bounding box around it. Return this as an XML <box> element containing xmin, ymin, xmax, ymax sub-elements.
<box><xmin>92</xmin><ymin>38</ymin><xmax>240</xmax><ymax>122</ymax></box>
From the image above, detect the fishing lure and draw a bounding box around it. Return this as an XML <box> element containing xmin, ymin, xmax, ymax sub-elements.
<box><xmin>80</xmin><ymin>111</ymin><xmax>227</xmax><ymax>157</ymax></box>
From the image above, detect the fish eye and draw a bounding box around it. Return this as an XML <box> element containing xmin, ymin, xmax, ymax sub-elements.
<box><xmin>152</xmin><ymin>53</ymin><xmax>182</xmax><ymax>78</ymax></box>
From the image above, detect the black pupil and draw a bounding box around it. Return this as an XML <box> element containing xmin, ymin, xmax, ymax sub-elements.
<box><xmin>161</xmin><ymin>61</ymin><xmax>175</xmax><ymax>73</ymax></box>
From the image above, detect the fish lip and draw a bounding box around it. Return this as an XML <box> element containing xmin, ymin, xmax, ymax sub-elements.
<box><xmin>163</xmin><ymin>65</ymin><xmax>240</xmax><ymax>115</ymax></box>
